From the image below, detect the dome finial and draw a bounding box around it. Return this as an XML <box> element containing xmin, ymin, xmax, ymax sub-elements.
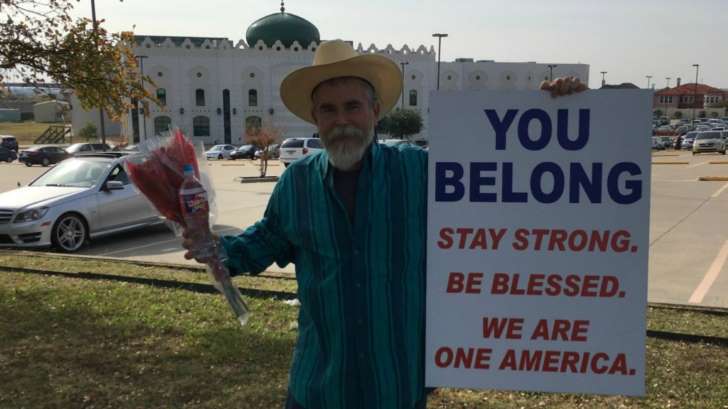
<box><xmin>280</xmin><ymin>1</ymin><xmax>285</xmax><ymax>12</ymax></box>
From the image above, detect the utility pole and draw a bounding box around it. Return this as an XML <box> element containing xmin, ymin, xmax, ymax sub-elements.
<box><xmin>646</xmin><ymin>75</ymin><xmax>652</xmax><ymax>89</ymax></box>
<box><xmin>547</xmin><ymin>64</ymin><xmax>558</xmax><ymax>81</ymax></box>
<box><xmin>399</xmin><ymin>61</ymin><xmax>409</xmax><ymax>108</ymax></box>
<box><xmin>600</xmin><ymin>71</ymin><xmax>607</xmax><ymax>87</ymax></box>
<box><xmin>692</xmin><ymin>64</ymin><xmax>700</xmax><ymax>122</ymax></box>
<box><xmin>135</xmin><ymin>55</ymin><xmax>148</xmax><ymax>141</ymax></box>
<box><xmin>90</xmin><ymin>0</ymin><xmax>106</xmax><ymax>144</ymax></box>
<box><xmin>432</xmin><ymin>33</ymin><xmax>448</xmax><ymax>90</ymax></box>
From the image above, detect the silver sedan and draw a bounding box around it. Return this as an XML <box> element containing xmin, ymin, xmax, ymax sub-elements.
<box><xmin>0</xmin><ymin>154</ymin><xmax>163</xmax><ymax>252</ymax></box>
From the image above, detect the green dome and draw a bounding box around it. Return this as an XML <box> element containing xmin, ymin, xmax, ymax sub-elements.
<box><xmin>246</xmin><ymin>10</ymin><xmax>320</xmax><ymax>49</ymax></box>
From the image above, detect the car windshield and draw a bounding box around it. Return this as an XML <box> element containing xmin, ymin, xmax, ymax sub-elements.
<box><xmin>210</xmin><ymin>145</ymin><xmax>226</xmax><ymax>151</ymax></box>
<box><xmin>30</xmin><ymin>158</ymin><xmax>110</xmax><ymax>188</ymax></box>
<box><xmin>238</xmin><ymin>145</ymin><xmax>253</xmax><ymax>150</ymax></box>
<box><xmin>281</xmin><ymin>139</ymin><xmax>304</xmax><ymax>148</ymax></box>
<box><xmin>697</xmin><ymin>132</ymin><xmax>720</xmax><ymax>140</ymax></box>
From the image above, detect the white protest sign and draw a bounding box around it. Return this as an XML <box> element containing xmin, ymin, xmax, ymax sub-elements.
<box><xmin>426</xmin><ymin>90</ymin><xmax>652</xmax><ymax>396</ymax></box>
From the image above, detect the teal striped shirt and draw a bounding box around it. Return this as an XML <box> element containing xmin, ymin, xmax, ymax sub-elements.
<box><xmin>221</xmin><ymin>142</ymin><xmax>428</xmax><ymax>409</ymax></box>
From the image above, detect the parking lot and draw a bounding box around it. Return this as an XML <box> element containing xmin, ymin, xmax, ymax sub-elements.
<box><xmin>2</xmin><ymin>150</ymin><xmax>728</xmax><ymax>307</ymax></box>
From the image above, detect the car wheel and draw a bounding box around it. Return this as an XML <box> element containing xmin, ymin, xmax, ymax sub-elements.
<box><xmin>5</xmin><ymin>157</ymin><xmax>12</xmax><ymax>163</ymax></box>
<box><xmin>722</xmin><ymin>150</ymin><xmax>726</xmax><ymax>155</ymax></box>
<box><xmin>42</xmin><ymin>157</ymin><xmax>50</xmax><ymax>166</ymax></box>
<box><xmin>51</xmin><ymin>213</ymin><xmax>88</xmax><ymax>253</ymax></box>
<box><xmin>24</xmin><ymin>162</ymin><xmax>32</xmax><ymax>167</ymax></box>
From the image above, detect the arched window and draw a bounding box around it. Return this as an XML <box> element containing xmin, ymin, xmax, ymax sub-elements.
<box><xmin>195</xmin><ymin>89</ymin><xmax>205</xmax><ymax>106</ymax></box>
<box><xmin>193</xmin><ymin>116</ymin><xmax>210</xmax><ymax>136</ymax></box>
<box><xmin>248</xmin><ymin>89</ymin><xmax>258</xmax><ymax>107</ymax></box>
<box><xmin>156</xmin><ymin>88</ymin><xmax>167</xmax><ymax>106</ymax></box>
<box><xmin>245</xmin><ymin>116</ymin><xmax>262</xmax><ymax>136</ymax></box>
<box><xmin>409</xmin><ymin>90</ymin><xmax>418</xmax><ymax>106</ymax></box>
<box><xmin>154</xmin><ymin>116</ymin><xmax>172</xmax><ymax>135</ymax></box>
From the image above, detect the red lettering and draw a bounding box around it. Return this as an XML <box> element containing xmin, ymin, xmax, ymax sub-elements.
<box><xmin>591</xmin><ymin>352</ymin><xmax>609</xmax><ymax>374</ymax></box>
<box><xmin>560</xmin><ymin>351</ymin><xmax>580</xmax><ymax>373</ymax></box>
<box><xmin>491</xmin><ymin>273</ymin><xmax>509</xmax><ymax>294</ymax></box>
<box><xmin>588</xmin><ymin>230</ymin><xmax>609</xmax><ymax>251</ymax></box>
<box><xmin>532</xmin><ymin>229</ymin><xmax>549</xmax><ymax>250</ymax></box>
<box><xmin>470</xmin><ymin>229</ymin><xmax>487</xmax><ymax>249</ymax></box>
<box><xmin>542</xmin><ymin>350</ymin><xmax>560</xmax><ymax>372</ymax></box>
<box><xmin>434</xmin><ymin>347</ymin><xmax>453</xmax><ymax>368</ymax></box>
<box><xmin>581</xmin><ymin>275</ymin><xmax>599</xmax><ymax>296</ymax></box>
<box><xmin>599</xmin><ymin>276</ymin><xmax>619</xmax><ymax>297</ymax></box>
<box><xmin>465</xmin><ymin>272</ymin><xmax>484</xmax><ymax>294</ymax></box>
<box><xmin>567</xmin><ymin>229</ymin><xmax>588</xmax><ymax>251</ymax></box>
<box><xmin>437</xmin><ymin>228</ymin><xmax>454</xmax><ymax>249</ymax></box>
<box><xmin>482</xmin><ymin>317</ymin><xmax>523</xmax><ymax>339</ymax></box>
<box><xmin>611</xmin><ymin>230</ymin><xmax>631</xmax><ymax>252</ymax></box>
<box><xmin>456</xmin><ymin>227</ymin><xmax>473</xmax><ymax>249</ymax></box>
<box><xmin>547</xmin><ymin>229</ymin><xmax>567</xmax><ymax>251</ymax></box>
<box><xmin>434</xmin><ymin>347</ymin><xmax>492</xmax><ymax>370</ymax></box>
<box><xmin>530</xmin><ymin>319</ymin><xmax>591</xmax><ymax>341</ymax></box>
<box><xmin>446</xmin><ymin>272</ymin><xmax>464</xmax><ymax>293</ymax></box>
<box><xmin>526</xmin><ymin>274</ymin><xmax>545</xmax><ymax>295</ymax></box>
<box><xmin>512</xmin><ymin>228</ymin><xmax>528</xmax><ymax>250</ymax></box>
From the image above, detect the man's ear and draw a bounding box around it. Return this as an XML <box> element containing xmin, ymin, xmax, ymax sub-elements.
<box><xmin>373</xmin><ymin>101</ymin><xmax>381</xmax><ymax>120</ymax></box>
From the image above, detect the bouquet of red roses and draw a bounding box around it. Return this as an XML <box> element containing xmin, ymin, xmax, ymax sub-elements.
<box><xmin>125</xmin><ymin>129</ymin><xmax>249</xmax><ymax>325</ymax></box>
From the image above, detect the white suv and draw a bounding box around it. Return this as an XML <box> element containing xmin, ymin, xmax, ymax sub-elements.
<box><xmin>279</xmin><ymin>137</ymin><xmax>323</xmax><ymax>167</ymax></box>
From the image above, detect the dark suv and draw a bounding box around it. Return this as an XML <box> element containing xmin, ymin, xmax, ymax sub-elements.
<box><xmin>1</xmin><ymin>135</ymin><xmax>18</xmax><ymax>152</ymax></box>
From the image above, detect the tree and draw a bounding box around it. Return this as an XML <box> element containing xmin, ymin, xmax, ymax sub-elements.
<box><xmin>653</xmin><ymin>109</ymin><xmax>663</xmax><ymax>118</ymax></box>
<box><xmin>246</xmin><ymin>127</ymin><xmax>280</xmax><ymax>178</ymax></box>
<box><xmin>380</xmin><ymin>108</ymin><xmax>423</xmax><ymax>140</ymax></box>
<box><xmin>0</xmin><ymin>0</ymin><xmax>151</xmax><ymax>119</ymax></box>
<box><xmin>672</xmin><ymin>111</ymin><xmax>683</xmax><ymax>119</ymax></box>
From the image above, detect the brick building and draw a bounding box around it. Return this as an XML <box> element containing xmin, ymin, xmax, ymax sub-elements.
<box><xmin>654</xmin><ymin>82</ymin><xmax>728</xmax><ymax>118</ymax></box>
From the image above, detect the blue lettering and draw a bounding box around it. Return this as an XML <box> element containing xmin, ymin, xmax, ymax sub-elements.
<box><xmin>557</xmin><ymin>109</ymin><xmax>590</xmax><ymax>150</ymax></box>
<box><xmin>608</xmin><ymin>162</ymin><xmax>642</xmax><ymax>204</ymax></box>
<box><xmin>569</xmin><ymin>162</ymin><xmax>603</xmax><ymax>203</ymax></box>
<box><xmin>485</xmin><ymin>109</ymin><xmax>518</xmax><ymax>150</ymax></box>
<box><xmin>502</xmin><ymin>162</ymin><xmax>528</xmax><ymax>203</ymax></box>
<box><xmin>518</xmin><ymin>109</ymin><xmax>552</xmax><ymax>151</ymax></box>
<box><xmin>469</xmin><ymin>162</ymin><xmax>498</xmax><ymax>202</ymax></box>
<box><xmin>530</xmin><ymin>162</ymin><xmax>565</xmax><ymax>203</ymax></box>
<box><xmin>435</xmin><ymin>162</ymin><xmax>465</xmax><ymax>201</ymax></box>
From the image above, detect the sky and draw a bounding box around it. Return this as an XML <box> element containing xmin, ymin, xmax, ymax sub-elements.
<box><xmin>68</xmin><ymin>0</ymin><xmax>727</xmax><ymax>90</ymax></box>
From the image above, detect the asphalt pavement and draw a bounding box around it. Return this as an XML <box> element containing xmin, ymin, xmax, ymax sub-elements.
<box><xmin>1</xmin><ymin>151</ymin><xmax>728</xmax><ymax>307</ymax></box>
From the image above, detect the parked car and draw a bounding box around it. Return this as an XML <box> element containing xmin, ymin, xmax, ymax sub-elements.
<box><xmin>230</xmin><ymin>144</ymin><xmax>256</xmax><ymax>160</ymax></box>
<box><xmin>681</xmin><ymin>132</ymin><xmax>698</xmax><ymax>150</ymax></box>
<box><xmin>651</xmin><ymin>137</ymin><xmax>665</xmax><ymax>150</ymax></box>
<box><xmin>205</xmin><ymin>144</ymin><xmax>236</xmax><ymax>160</ymax></box>
<box><xmin>0</xmin><ymin>146</ymin><xmax>17</xmax><ymax>162</ymax></box>
<box><xmin>692</xmin><ymin>131</ymin><xmax>726</xmax><ymax>155</ymax></box>
<box><xmin>254</xmin><ymin>143</ymin><xmax>280</xmax><ymax>159</ymax></box>
<box><xmin>279</xmin><ymin>137</ymin><xmax>323</xmax><ymax>167</ymax></box>
<box><xmin>0</xmin><ymin>154</ymin><xmax>162</xmax><ymax>252</ymax></box>
<box><xmin>18</xmin><ymin>145</ymin><xmax>70</xmax><ymax>167</ymax></box>
<box><xmin>0</xmin><ymin>135</ymin><xmax>18</xmax><ymax>152</ymax></box>
<box><xmin>659</xmin><ymin>136</ymin><xmax>674</xmax><ymax>149</ymax></box>
<box><xmin>65</xmin><ymin>143</ymin><xmax>112</xmax><ymax>156</ymax></box>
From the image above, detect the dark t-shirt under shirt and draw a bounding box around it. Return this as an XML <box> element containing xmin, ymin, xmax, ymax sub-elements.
<box><xmin>333</xmin><ymin>167</ymin><xmax>360</xmax><ymax>223</ymax></box>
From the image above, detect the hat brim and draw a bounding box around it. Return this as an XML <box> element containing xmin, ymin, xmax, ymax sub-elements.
<box><xmin>280</xmin><ymin>54</ymin><xmax>402</xmax><ymax>124</ymax></box>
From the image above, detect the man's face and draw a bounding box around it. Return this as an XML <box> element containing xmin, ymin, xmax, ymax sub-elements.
<box><xmin>311</xmin><ymin>78</ymin><xmax>380</xmax><ymax>170</ymax></box>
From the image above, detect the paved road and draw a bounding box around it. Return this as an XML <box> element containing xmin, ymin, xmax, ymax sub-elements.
<box><xmin>2</xmin><ymin>151</ymin><xmax>728</xmax><ymax>307</ymax></box>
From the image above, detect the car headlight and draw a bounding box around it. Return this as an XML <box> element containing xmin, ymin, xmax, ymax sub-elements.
<box><xmin>14</xmin><ymin>207</ymin><xmax>49</xmax><ymax>223</ymax></box>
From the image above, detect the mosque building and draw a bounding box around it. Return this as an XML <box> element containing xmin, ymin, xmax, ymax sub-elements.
<box><xmin>71</xmin><ymin>3</ymin><xmax>589</xmax><ymax>144</ymax></box>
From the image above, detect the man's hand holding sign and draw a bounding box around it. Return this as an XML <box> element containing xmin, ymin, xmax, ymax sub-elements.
<box><xmin>426</xmin><ymin>83</ymin><xmax>650</xmax><ymax>396</ymax></box>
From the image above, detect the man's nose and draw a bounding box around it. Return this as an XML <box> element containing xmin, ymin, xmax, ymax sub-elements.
<box><xmin>333</xmin><ymin>110</ymin><xmax>350</xmax><ymax>126</ymax></box>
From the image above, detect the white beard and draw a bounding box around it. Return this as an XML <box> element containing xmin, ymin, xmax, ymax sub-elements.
<box><xmin>320</xmin><ymin>125</ymin><xmax>374</xmax><ymax>171</ymax></box>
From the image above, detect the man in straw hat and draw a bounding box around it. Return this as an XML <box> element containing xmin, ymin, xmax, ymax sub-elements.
<box><xmin>183</xmin><ymin>39</ymin><xmax>586</xmax><ymax>409</ymax></box>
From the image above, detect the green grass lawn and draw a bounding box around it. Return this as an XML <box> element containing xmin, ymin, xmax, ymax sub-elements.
<box><xmin>0</xmin><ymin>253</ymin><xmax>727</xmax><ymax>408</ymax></box>
<box><xmin>0</xmin><ymin>121</ymin><xmax>52</xmax><ymax>145</ymax></box>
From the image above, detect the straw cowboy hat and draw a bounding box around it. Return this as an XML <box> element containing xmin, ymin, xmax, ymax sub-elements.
<box><xmin>280</xmin><ymin>39</ymin><xmax>403</xmax><ymax>124</ymax></box>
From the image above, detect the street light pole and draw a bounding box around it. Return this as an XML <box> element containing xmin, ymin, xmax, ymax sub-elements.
<box><xmin>399</xmin><ymin>61</ymin><xmax>409</xmax><ymax>108</ymax></box>
<box><xmin>90</xmin><ymin>0</ymin><xmax>106</xmax><ymax>145</ymax></box>
<box><xmin>600</xmin><ymin>71</ymin><xmax>607</xmax><ymax>87</ymax></box>
<box><xmin>135</xmin><ymin>55</ymin><xmax>148</xmax><ymax>141</ymax></box>
<box><xmin>692</xmin><ymin>64</ymin><xmax>700</xmax><ymax>122</ymax></box>
<box><xmin>547</xmin><ymin>64</ymin><xmax>557</xmax><ymax>81</ymax></box>
<box><xmin>664</xmin><ymin>77</ymin><xmax>671</xmax><ymax>118</ymax></box>
<box><xmin>432</xmin><ymin>33</ymin><xmax>448</xmax><ymax>90</ymax></box>
<box><xmin>646</xmin><ymin>75</ymin><xmax>652</xmax><ymax>89</ymax></box>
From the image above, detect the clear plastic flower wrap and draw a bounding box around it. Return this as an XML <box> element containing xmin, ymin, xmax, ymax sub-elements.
<box><xmin>123</xmin><ymin>129</ymin><xmax>249</xmax><ymax>326</ymax></box>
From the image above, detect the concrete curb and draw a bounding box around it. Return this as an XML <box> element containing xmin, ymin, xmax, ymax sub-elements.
<box><xmin>234</xmin><ymin>176</ymin><xmax>279</xmax><ymax>183</ymax></box>
<box><xmin>698</xmin><ymin>176</ymin><xmax>728</xmax><ymax>181</ymax></box>
<box><xmin>708</xmin><ymin>161</ymin><xmax>728</xmax><ymax>165</ymax></box>
<box><xmin>652</xmin><ymin>161</ymin><xmax>689</xmax><ymax>165</ymax></box>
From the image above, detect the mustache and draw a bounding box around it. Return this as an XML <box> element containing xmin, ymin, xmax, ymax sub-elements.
<box><xmin>324</xmin><ymin>125</ymin><xmax>366</xmax><ymax>143</ymax></box>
